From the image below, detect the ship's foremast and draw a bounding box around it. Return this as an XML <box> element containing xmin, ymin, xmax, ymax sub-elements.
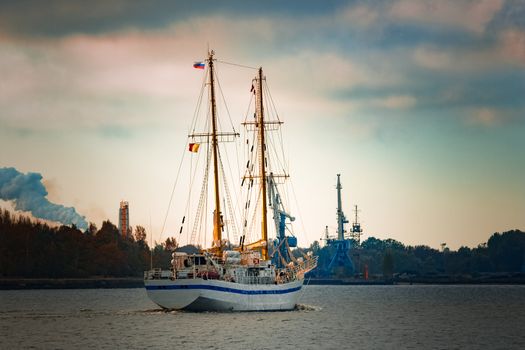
<box><xmin>208</xmin><ymin>50</ymin><xmax>223</xmax><ymax>257</ymax></box>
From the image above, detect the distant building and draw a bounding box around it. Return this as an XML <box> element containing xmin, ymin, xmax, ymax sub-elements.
<box><xmin>118</xmin><ymin>201</ymin><xmax>130</xmax><ymax>238</ymax></box>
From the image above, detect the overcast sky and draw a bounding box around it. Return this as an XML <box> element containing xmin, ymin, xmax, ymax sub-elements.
<box><xmin>1</xmin><ymin>0</ymin><xmax>524</xmax><ymax>249</ymax></box>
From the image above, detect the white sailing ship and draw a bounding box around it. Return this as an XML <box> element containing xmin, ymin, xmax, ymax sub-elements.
<box><xmin>144</xmin><ymin>50</ymin><xmax>317</xmax><ymax>311</ymax></box>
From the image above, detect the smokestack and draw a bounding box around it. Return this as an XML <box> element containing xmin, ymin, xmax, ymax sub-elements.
<box><xmin>0</xmin><ymin>167</ymin><xmax>88</xmax><ymax>230</ymax></box>
<box><xmin>118</xmin><ymin>201</ymin><xmax>130</xmax><ymax>237</ymax></box>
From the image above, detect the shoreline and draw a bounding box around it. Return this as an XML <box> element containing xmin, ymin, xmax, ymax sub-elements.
<box><xmin>1</xmin><ymin>276</ymin><xmax>524</xmax><ymax>290</ymax></box>
<box><xmin>308</xmin><ymin>275</ymin><xmax>525</xmax><ymax>285</ymax></box>
<box><xmin>0</xmin><ymin>278</ymin><xmax>144</xmax><ymax>290</ymax></box>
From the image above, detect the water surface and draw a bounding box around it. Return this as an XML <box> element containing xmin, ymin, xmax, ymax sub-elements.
<box><xmin>1</xmin><ymin>285</ymin><xmax>524</xmax><ymax>349</ymax></box>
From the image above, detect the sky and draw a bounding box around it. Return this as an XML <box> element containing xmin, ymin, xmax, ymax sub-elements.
<box><xmin>0</xmin><ymin>0</ymin><xmax>524</xmax><ymax>250</ymax></box>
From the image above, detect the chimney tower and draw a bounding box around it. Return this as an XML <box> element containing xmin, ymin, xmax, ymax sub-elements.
<box><xmin>118</xmin><ymin>201</ymin><xmax>130</xmax><ymax>237</ymax></box>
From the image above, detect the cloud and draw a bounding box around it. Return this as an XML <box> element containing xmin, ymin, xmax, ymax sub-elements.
<box><xmin>0</xmin><ymin>26</ymin><xmax>226</xmax><ymax>132</ymax></box>
<box><xmin>0</xmin><ymin>1</ymin><xmax>178</xmax><ymax>37</ymax></box>
<box><xmin>466</xmin><ymin>107</ymin><xmax>500</xmax><ymax>127</ymax></box>
<box><xmin>0</xmin><ymin>2</ymin><xmax>521</xmax><ymax>139</ymax></box>
<box><xmin>0</xmin><ymin>1</ymin><xmax>344</xmax><ymax>38</ymax></box>
<box><xmin>500</xmin><ymin>28</ymin><xmax>525</xmax><ymax>64</ymax></box>
<box><xmin>270</xmin><ymin>52</ymin><xmax>367</xmax><ymax>94</ymax></box>
<box><xmin>0</xmin><ymin>11</ymin><xmax>410</xmax><ymax>133</ymax></box>
<box><xmin>97</xmin><ymin>125</ymin><xmax>134</xmax><ymax>139</ymax></box>
<box><xmin>413</xmin><ymin>47</ymin><xmax>454</xmax><ymax>70</ymax></box>
<box><xmin>340</xmin><ymin>4</ymin><xmax>380</xmax><ymax>28</ymax></box>
<box><xmin>412</xmin><ymin>32</ymin><xmax>525</xmax><ymax>72</ymax></box>
<box><xmin>376</xmin><ymin>95</ymin><xmax>417</xmax><ymax>109</ymax></box>
<box><xmin>389</xmin><ymin>0</ymin><xmax>504</xmax><ymax>35</ymax></box>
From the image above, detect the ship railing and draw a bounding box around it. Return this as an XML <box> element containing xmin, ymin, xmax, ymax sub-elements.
<box><xmin>237</xmin><ymin>275</ymin><xmax>274</xmax><ymax>285</ymax></box>
<box><xmin>144</xmin><ymin>268</ymin><xmax>172</xmax><ymax>280</ymax></box>
<box><xmin>301</xmin><ymin>256</ymin><xmax>319</xmax><ymax>273</ymax></box>
<box><xmin>279</xmin><ymin>256</ymin><xmax>318</xmax><ymax>281</ymax></box>
<box><xmin>144</xmin><ymin>268</ymin><xmax>161</xmax><ymax>280</ymax></box>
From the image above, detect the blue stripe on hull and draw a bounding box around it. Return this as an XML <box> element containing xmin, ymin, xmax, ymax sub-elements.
<box><xmin>145</xmin><ymin>284</ymin><xmax>301</xmax><ymax>295</ymax></box>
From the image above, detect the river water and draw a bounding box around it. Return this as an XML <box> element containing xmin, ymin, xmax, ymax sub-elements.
<box><xmin>1</xmin><ymin>285</ymin><xmax>524</xmax><ymax>349</ymax></box>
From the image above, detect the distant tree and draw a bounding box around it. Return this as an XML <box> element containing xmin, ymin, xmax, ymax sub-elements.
<box><xmin>86</xmin><ymin>222</ymin><xmax>97</xmax><ymax>236</ymax></box>
<box><xmin>134</xmin><ymin>225</ymin><xmax>147</xmax><ymax>242</ymax></box>
<box><xmin>488</xmin><ymin>230</ymin><xmax>525</xmax><ymax>272</ymax></box>
<box><xmin>164</xmin><ymin>237</ymin><xmax>178</xmax><ymax>251</ymax></box>
<box><xmin>384</xmin><ymin>238</ymin><xmax>405</xmax><ymax>250</ymax></box>
<box><xmin>310</xmin><ymin>240</ymin><xmax>321</xmax><ymax>255</ymax></box>
<box><xmin>383</xmin><ymin>249</ymin><xmax>394</xmax><ymax>279</ymax></box>
<box><xmin>361</xmin><ymin>237</ymin><xmax>384</xmax><ymax>251</ymax></box>
<box><xmin>152</xmin><ymin>243</ymin><xmax>172</xmax><ymax>268</ymax></box>
<box><xmin>95</xmin><ymin>220</ymin><xmax>119</xmax><ymax>245</ymax></box>
<box><xmin>127</xmin><ymin>226</ymin><xmax>135</xmax><ymax>241</ymax></box>
<box><xmin>471</xmin><ymin>245</ymin><xmax>492</xmax><ymax>273</ymax></box>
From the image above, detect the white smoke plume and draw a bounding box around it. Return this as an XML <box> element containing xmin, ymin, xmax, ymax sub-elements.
<box><xmin>0</xmin><ymin>167</ymin><xmax>88</xmax><ymax>230</ymax></box>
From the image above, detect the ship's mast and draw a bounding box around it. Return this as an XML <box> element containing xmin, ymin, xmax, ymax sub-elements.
<box><xmin>256</xmin><ymin>67</ymin><xmax>269</xmax><ymax>260</ymax></box>
<box><xmin>208</xmin><ymin>50</ymin><xmax>223</xmax><ymax>256</ymax></box>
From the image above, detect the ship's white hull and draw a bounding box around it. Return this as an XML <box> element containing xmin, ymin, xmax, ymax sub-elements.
<box><xmin>145</xmin><ymin>278</ymin><xmax>303</xmax><ymax>311</ymax></box>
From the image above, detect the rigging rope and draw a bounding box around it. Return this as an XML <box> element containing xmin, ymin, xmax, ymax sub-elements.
<box><xmin>217</xmin><ymin>59</ymin><xmax>258</xmax><ymax>70</ymax></box>
<box><xmin>218</xmin><ymin>149</ymin><xmax>240</xmax><ymax>245</ymax></box>
<box><xmin>182</xmin><ymin>137</ymin><xmax>202</xmax><ymax>241</ymax></box>
<box><xmin>190</xmin><ymin>66</ymin><xmax>209</xmax><ymax>135</ymax></box>
<box><xmin>159</xmin><ymin>143</ymin><xmax>187</xmax><ymax>243</ymax></box>
<box><xmin>246</xmin><ymin>187</ymin><xmax>262</xmax><ymax>244</ymax></box>
<box><xmin>290</xmin><ymin>179</ymin><xmax>308</xmax><ymax>245</ymax></box>
<box><xmin>215</xmin><ymin>65</ymin><xmax>238</xmax><ymax>135</ymax></box>
<box><xmin>191</xmin><ymin>134</ymin><xmax>212</xmax><ymax>246</ymax></box>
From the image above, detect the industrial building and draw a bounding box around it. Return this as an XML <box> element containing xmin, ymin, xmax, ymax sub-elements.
<box><xmin>118</xmin><ymin>201</ymin><xmax>130</xmax><ymax>238</ymax></box>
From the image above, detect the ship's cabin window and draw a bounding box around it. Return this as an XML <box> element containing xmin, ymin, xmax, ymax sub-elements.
<box><xmin>191</xmin><ymin>255</ymin><xmax>207</xmax><ymax>266</ymax></box>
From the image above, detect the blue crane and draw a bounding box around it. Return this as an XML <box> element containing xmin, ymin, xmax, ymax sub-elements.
<box><xmin>267</xmin><ymin>173</ymin><xmax>297</xmax><ymax>268</ymax></box>
<box><xmin>325</xmin><ymin>174</ymin><xmax>355</xmax><ymax>275</ymax></box>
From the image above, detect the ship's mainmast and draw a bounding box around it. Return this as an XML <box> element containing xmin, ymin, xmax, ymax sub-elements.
<box><xmin>256</xmin><ymin>67</ymin><xmax>269</xmax><ymax>261</ymax></box>
<box><xmin>208</xmin><ymin>50</ymin><xmax>223</xmax><ymax>256</ymax></box>
<box><xmin>242</xmin><ymin>67</ymin><xmax>289</xmax><ymax>261</ymax></box>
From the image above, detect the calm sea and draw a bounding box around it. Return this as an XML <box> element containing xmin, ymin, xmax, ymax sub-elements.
<box><xmin>1</xmin><ymin>285</ymin><xmax>524</xmax><ymax>349</ymax></box>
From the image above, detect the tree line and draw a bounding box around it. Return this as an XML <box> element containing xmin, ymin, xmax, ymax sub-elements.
<box><xmin>306</xmin><ymin>230</ymin><xmax>525</xmax><ymax>278</ymax></box>
<box><xmin>1</xmin><ymin>208</ymin><xmax>524</xmax><ymax>278</ymax></box>
<box><xmin>0</xmin><ymin>209</ymin><xmax>157</xmax><ymax>278</ymax></box>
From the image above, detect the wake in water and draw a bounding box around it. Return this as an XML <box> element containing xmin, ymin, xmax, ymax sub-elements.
<box><xmin>136</xmin><ymin>305</ymin><xmax>321</xmax><ymax>314</ymax></box>
<box><xmin>137</xmin><ymin>308</ymin><xmax>179</xmax><ymax>315</ymax></box>
<box><xmin>295</xmin><ymin>304</ymin><xmax>322</xmax><ymax>312</ymax></box>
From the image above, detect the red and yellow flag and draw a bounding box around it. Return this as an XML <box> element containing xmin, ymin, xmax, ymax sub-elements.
<box><xmin>188</xmin><ymin>143</ymin><xmax>200</xmax><ymax>152</ymax></box>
